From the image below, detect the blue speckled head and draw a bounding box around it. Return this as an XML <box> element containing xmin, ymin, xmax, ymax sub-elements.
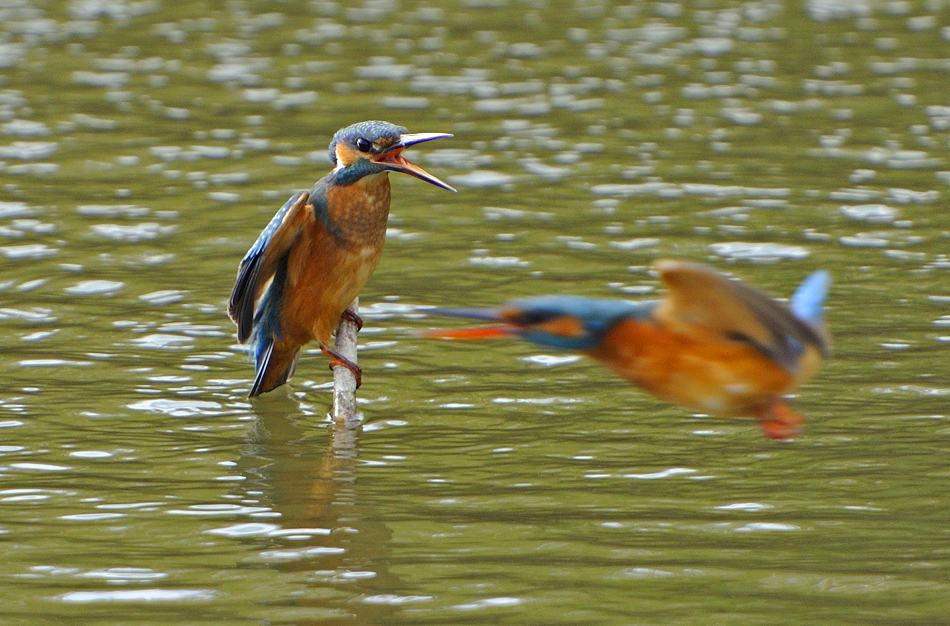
<box><xmin>328</xmin><ymin>120</ymin><xmax>407</xmax><ymax>165</ymax></box>
<box><xmin>503</xmin><ymin>295</ymin><xmax>654</xmax><ymax>351</ymax></box>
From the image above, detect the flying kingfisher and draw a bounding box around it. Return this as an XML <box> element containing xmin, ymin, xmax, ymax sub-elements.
<box><xmin>429</xmin><ymin>260</ymin><xmax>830</xmax><ymax>439</ymax></box>
<box><xmin>229</xmin><ymin>120</ymin><xmax>455</xmax><ymax>397</ymax></box>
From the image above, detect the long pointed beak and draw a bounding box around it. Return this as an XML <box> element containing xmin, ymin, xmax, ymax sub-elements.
<box><xmin>426</xmin><ymin>326</ymin><xmax>514</xmax><ymax>340</ymax></box>
<box><xmin>373</xmin><ymin>132</ymin><xmax>456</xmax><ymax>192</ymax></box>
<box><xmin>424</xmin><ymin>306</ymin><xmax>514</xmax><ymax>340</ymax></box>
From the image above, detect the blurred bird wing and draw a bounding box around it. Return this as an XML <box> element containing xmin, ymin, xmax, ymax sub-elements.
<box><xmin>653</xmin><ymin>259</ymin><xmax>827</xmax><ymax>372</ymax></box>
<box><xmin>228</xmin><ymin>191</ymin><xmax>312</xmax><ymax>343</ymax></box>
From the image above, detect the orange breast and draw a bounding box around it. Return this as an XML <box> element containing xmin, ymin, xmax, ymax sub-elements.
<box><xmin>587</xmin><ymin>319</ymin><xmax>810</xmax><ymax>417</ymax></box>
<box><xmin>279</xmin><ymin>174</ymin><xmax>391</xmax><ymax>347</ymax></box>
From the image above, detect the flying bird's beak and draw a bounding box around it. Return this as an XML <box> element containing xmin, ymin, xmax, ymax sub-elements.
<box><xmin>372</xmin><ymin>132</ymin><xmax>456</xmax><ymax>192</ymax></box>
<box><xmin>426</xmin><ymin>326</ymin><xmax>514</xmax><ymax>340</ymax></box>
<box><xmin>424</xmin><ymin>306</ymin><xmax>513</xmax><ymax>340</ymax></box>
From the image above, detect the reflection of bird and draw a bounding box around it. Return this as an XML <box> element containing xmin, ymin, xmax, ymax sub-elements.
<box><xmin>429</xmin><ymin>260</ymin><xmax>830</xmax><ymax>439</ymax></box>
<box><xmin>229</xmin><ymin>120</ymin><xmax>455</xmax><ymax>397</ymax></box>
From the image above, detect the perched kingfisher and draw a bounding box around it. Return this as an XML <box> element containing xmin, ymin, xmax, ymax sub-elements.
<box><xmin>229</xmin><ymin>120</ymin><xmax>455</xmax><ymax>397</ymax></box>
<box><xmin>429</xmin><ymin>260</ymin><xmax>830</xmax><ymax>439</ymax></box>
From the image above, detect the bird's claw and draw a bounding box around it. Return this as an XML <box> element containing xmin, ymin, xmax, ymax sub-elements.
<box><xmin>341</xmin><ymin>308</ymin><xmax>364</xmax><ymax>331</ymax></box>
<box><xmin>322</xmin><ymin>346</ymin><xmax>362</xmax><ymax>388</ymax></box>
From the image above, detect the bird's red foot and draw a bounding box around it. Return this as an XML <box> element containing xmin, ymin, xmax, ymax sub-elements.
<box><xmin>341</xmin><ymin>308</ymin><xmax>364</xmax><ymax>331</ymax></box>
<box><xmin>755</xmin><ymin>400</ymin><xmax>805</xmax><ymax>440</ymax></box>
<box><xmin>322</xmin><ymin>346</ymin><xmax>362</xmax><ymax>388</ymax></box>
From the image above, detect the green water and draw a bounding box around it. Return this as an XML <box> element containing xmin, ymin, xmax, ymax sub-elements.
<box><xmin>1</xmin><ymin>1</ymin><xmax>948</xmax><ymax>624</ymax></box>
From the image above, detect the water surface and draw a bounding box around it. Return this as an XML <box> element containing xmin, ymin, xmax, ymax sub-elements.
<box><xmin>1</xmin><ymin>1</ymin><xmax>948</xmax><ymax>624</ymax></box>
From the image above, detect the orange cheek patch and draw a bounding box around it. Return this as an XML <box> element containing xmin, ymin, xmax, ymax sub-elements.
<box><xmin>538</xmin><ymin>316</ymin><xmax>586</xmax><ymax>338</ymax></box>
<box><xmin>335</xmin><ymin>142</ymin><xmax>357</xmax><ymax>166</ymax></box>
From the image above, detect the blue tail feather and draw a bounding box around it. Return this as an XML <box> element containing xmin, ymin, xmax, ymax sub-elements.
<box><xmin>249</xmin><ymin>339</ymin><xmax>275</xmax><ymax>397</ymax></box>
<box><xmin>246</xmin><ymin>254</ymin><xmax>291</xmax><ymax>397</ymax></box>
<box><xmin>791</xmin><ymin>270</ymin><xmax>830</xmax><ymax>324</ymax></box>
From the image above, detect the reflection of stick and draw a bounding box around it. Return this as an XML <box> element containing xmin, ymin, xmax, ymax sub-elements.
<box><xmin>332</xmin><ymin>297</ymin><xmax>361</xmax><ymax>427</ymax></box>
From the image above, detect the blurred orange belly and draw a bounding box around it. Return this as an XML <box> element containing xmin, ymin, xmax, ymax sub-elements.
<box><xmin>587</xmin><ymin>319</ymin><xmax>799</xmax><ymax>416</ymax></box>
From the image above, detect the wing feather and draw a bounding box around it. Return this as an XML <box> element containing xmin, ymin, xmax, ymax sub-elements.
<box><xmin>228</xmin><ymin>191</ymin><xmax>311</xmax><ymax>343</ymax></box>
<box><xmin>653</xmin><ymin>259</ymin><xmax>827</xmax><ymax>372</ymax></box>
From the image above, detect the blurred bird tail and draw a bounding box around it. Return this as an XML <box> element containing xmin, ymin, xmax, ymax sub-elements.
<box><xmin>791</xmin><ymin>270</ymin><xmax>830</xmax><ymax>324</ymax></box>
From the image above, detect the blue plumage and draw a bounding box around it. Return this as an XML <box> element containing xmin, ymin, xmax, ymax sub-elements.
<box><xmin>241</xmin><ymin>191</ymin><xmax>305</xmax><ymax>267</ymax></box>
<box><xmin>229</xmin><ymin>192</ymin><xmax>306</xmax><ymax>345</ymax></box>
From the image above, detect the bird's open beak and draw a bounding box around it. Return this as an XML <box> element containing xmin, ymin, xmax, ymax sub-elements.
<box><xmin>373</xmin><ymin>132</ymin><xmax>456</xmax><ymax>192</ymax></box>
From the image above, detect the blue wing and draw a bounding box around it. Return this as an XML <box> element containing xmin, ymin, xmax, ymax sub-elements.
<box><xmin>228</xmin><ymin>191</ymin><xmax>310</xmax><ymax>343</ymax></box>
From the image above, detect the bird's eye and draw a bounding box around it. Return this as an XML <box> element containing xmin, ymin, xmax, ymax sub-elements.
<box><xmin>355</xmin><ymin>137</ymin><xmax>372</xmax><ymax>152</ymax></box>
<box><xmin>512</xmin><ymin>310</ymin><xmax>557</xmax><ymax>326</ymax></box>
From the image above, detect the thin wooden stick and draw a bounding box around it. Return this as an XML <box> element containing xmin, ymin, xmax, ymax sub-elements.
<box><xmin>332</xmin><ymin>297</ymin><xmax>361</xmax><ymax>428</ymax></box>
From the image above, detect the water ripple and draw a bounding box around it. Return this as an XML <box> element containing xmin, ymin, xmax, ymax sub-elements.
<box><xmin>9</xmin><ymin>462</ymin><xmax>72</xmax><ymax>472</ymax></box>
<box><xmin>0</xmin><ymin>201</ymin><xmax>33</xmax><ymax>218</ymax></box>
<box><xmin>709</xmin><ymin>241</ymin><xmax>810</xmax><ymax>261</ymax></box>
<box><xmin>448</xmin><ymin>170</ymin><xmax>516</xmax><ymax>188</ymax></box>
<box><xmin>0</xmin><ymin>141</ymin><xmax>59</xmax><ymax>160</ymax></box>
<box><xmin>90</xmin><ymin>223</ymin><xmax>176</xmax><ymax>242</ymax></box>
<box><xmin>621</xmin><ymin>468</ymin><xmax>698</xmax><ymax>480</ymax></box>
<box><xmin>59</xmin><ymin>589</ymin><xmax>216</xmax><ymax>603</ymax></box>
<box><xmin>80</xmin><ymin>568</ymin><xmax>168</xmax><ymax>581</ymax></box>
<box><xmin>77</xmin><ymin>204</ymin><xmax>150</xmax><ymax>217</ymax></box>
<box><xmin>839</xmin><ymin>204</ymin><xmax>899</xmax><ymax>224</ymax></box>
<box><xmin>363</xmin><ymin>594</ymin><xmax>434</xmax><ymax>605</ymax></box>
<box><xmin>127</xmin><ymin>399</ymin><xmax>222</xmax><ymax>416</ymax></box>
<box><xmin>0</xmin><ymin>244</ymin><xmax>58</xmax><ymax>259</ymax></box>
<box><xmin>129</xmin><ymin>334</ymin><xmax>194</xmax><ymax>349</ymax></box>
<box><xmin>453</xmin><ymin>597</ymin><xmax>524</xmax><ymax>610</ymax></box>
<box><xmin>519</xmin><ymin>354</ymin><xmax>583</xmax><ymax>367</ymax></box>
<box><xmin>138</xmin><ymin>290</ymin><xmax>189</xmax><ymax>305</ymax></box>
<box><xmin>60</xmin><ymin>513</ymin><xmax>126</xmax><ymax>521</ymax></box>
<box><xmin>19</xmin><ymin>359</ymin><xmax>92</xmax><ymax>367</ymax></box>
<box><xmin>0</xmin><ymin>307</ymin><xmax>56</xmax><ymax>322</ymax></box>
<box><xmin>715</xmin><ymin>502</ymin><xmax>774</xmax><ymax>512</ymax></box>
<box><xmin>204</xmin><ymin>522</ymin><xmax>281</xmax><ymax>537</ymax></box>
<box><xmin>166</xmin><ymin>504</ymin><xmax>272</xmax><ymax>516</ymax></box>
<box><xmin>735</xmin><ymin>522</ymin><xmax>800</xmax><ymax>532</ymax></box>
<box><xmin>65</xmin><ymin>280</ymin><xmax>125</xmax><ymax>295</ymax></box>
<box><xmin>258</xmin><ymin>546</ymin><xmax>346</xmax><ymax>560</ymax></box>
